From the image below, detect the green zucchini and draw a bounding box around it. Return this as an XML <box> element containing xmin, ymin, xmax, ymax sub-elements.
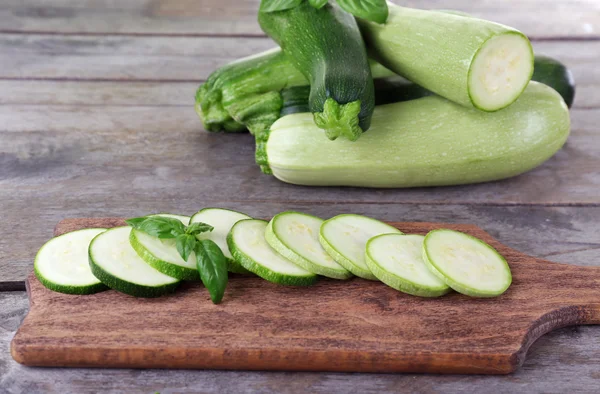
<box><xmin>359</xmin><ymin>3</ymin><xmax>534</xmax><ymax>112</ymax></box>
<box><xmin>365</xmin><ymin>234</ymin><xmax>450</xmax><ymax>297</ymax></box>
<box><xmin>258</xmin><ymin>2</ymin><xmax>375</xmax><ymax>141</ymax></box>
<box><xmin>533</xmin><ymin>56</ymin><xmax>576</xmax><ymax>108</ymax></box>
<box><xmin>35</xmin><ymin>228</ymin><xmax>108</xmax><ymax>295</ymax></box>
<box><xmin>227</xmin><ymin>219</ymin><xmax>318</xmax><ymax>286</ymax></box>
<box><xmin>261</xmin><ymin>82</ymin><xmax>570</xmax><ymax>187</ymax></box>
<box><xmin>89</xmin><ymin>227</ymin><xmax>180</xmax><ymax>298</ymax></box>
<box><xmin>423</xmin><ymin>229</ymin><xmax>512</xmax><ymax>297</ymax></box>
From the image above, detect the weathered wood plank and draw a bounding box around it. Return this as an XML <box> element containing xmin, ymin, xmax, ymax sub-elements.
<box><xmin>1</xmin><ymin>204</ymin><xmax>599</xmax><ymax>283</ymax></box>
<box><xmin>0</xmin><ymin>35</ymin><xmax>596</xmax><ymax>85</ymax></box>
<box><xmin>0</xmin><ymin>0</ymin><xmax>598</xmax><ymax>38</ymax></box>
<box><xmin>1</xmin><ymin>292</ymin><xmax>600</xmax><ymax>392</ymax></box>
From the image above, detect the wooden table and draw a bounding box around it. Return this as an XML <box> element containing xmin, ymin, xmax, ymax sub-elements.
<box><xmin>1</xmin><ymin>0</ymin><xmax>599</xmax><ymax>392</ymax></box>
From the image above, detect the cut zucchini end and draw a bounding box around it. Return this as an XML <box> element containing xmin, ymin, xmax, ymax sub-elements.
<box><xmin>129</xmin><ymin>229</ymin><xmax>199</xmax><ymax>281</ymax></box>
<box><xmin>313</xmin><ymin>98</ymin><xmax>363</xmax><ymax>141</ymax></box>
<box><xmin>227</xmin><ymin>219</ymin><xmax>318</xmax><ymax>286</ymax></box>
<box><xmin>423</xmin><ymin>229</ymin><xmax>512</xmax><ymax>298</ymax></box>
<box><xmin>34</xmin><ymin>228</ymin><xmax>109</xmax><ymax>295</ymax></box>
<box><xmin>265</xmin><ymin>212</ymin><xmax>353</xmax><ymax>280</ymax></box>
<box><xmin>365</xmin><ymin>234</ymin><xmax>451</xmax><ymax>298</ymax></box>
<box><xmin>468</xmin><ymin>31</ymin><xmax>534</xmax><ymax>112</ymax></box>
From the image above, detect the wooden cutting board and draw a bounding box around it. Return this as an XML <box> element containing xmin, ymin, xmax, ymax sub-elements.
<box><xmin>11</xmin><ymin>218</ymin><xmax>600</xmax><ymax>374</ymax></box>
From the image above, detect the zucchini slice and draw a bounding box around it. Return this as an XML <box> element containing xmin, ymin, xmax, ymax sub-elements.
<box><xmin>365</xmin><ymin>234</ymin><xmax>450</xmax><ymax>297</ymax></box>
<box><xmin>128</xmin><ymin>213</ymin><xmax>197</xmax><ymax>280</ymax></box>
<box><xmin>190</xmin><ymin>208</ymin><xmax>253</xmax><ymax>274</ymax></box>
<box><xmin>319</xmin><ymin>214</ymin><xmax>402</xmax><ymax>280</ymax></box>
<box><xmin>422</xmin><ymin>229</ymin><xmax>512</xmax><ymax>297</ymax></box>
<box><xmin>89</xmin><ymin>227</ymin><xmax>180</xmax><ymax>297</ymax></box>
<box><xmin>227</xmin><ymin>219</ymin><xmax>317</xmax><ymax>286</ymax></box>
<box><xmin>34</xmin><ymin>228</ymin><xmax>108</xmax><ymax>295</ymax></box>
<box><xmin>265</xmin><ymin>212</ymin><xmax>352</xmax><ymax>279</ymax></box>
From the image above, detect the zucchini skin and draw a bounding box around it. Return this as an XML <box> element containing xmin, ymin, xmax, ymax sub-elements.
<box><xmin>264</xmin><ymin>82</ymin><xmax>570</xmax><ymax>188</ymax></box>
<box><xmin>258</xmin><ymin>2</ymin><xmax>375</xmax><ymax>141</ymax></box>
<box><xmin>533</xmin><ymin>56</ymin><xmax>576</xmax><ymax>108</ymax></box>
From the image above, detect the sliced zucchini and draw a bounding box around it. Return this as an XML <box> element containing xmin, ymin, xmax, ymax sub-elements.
<box><xmin>227</xmin><ymin>219</ymin><xmax>317</xmax><ymax>286</ymax></box>
<box><xmin>319</xmin><ymin>214</ymin><xmax>402</xmax><ymax>280</ymax></box>
<box><xmin>34</xmin><ymin>228</ymin><xmax>108</xmax><ymax>295</ymax></box>
<box><xmin>422</xmin><ymin>229</ymin><xmax>512</xmax><ymax>297</ymax></box>
<box><xmin>89</xmin><ymin>226</ymin><xmax>180</xmax><ymax>297</ymax></box>
<box><xmin>128</xmin><ymin>213</ymin><xmax>197</xmax><ymax>280</ymax></box>
<box><xmin>190</xmin><ymin>208</ymin><xmax>253</xmax><ymax>274</ymax></box>
<box><xmin>365</xmin><ymin>234</ymin><xmax>450</xmax><ymax>297</ymax></box>
<box><xmin>265</xmin><ymin>212</ymin><xmax>352</xmax><ymax>279</ymax></box>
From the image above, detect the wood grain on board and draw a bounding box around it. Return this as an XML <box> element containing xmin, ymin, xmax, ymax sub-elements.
<box><xmin>10</xmin><ymin>218</ymin><xmax>600</xmax><ymax>374</ymax></box>
<box><xmin>1</xmin><ymin>0</ymin><xmax>598</xmax><ymax>38</ymax></box>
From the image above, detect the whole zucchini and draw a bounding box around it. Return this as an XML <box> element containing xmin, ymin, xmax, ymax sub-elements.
<box><xmin>261</xmin><ymin>82</ymin><xmax>570</xmax><ymax>188</ymax></box>
<box><xmin>258</xmin><ymin>2</ymin><xmax>375</xmax><ymax>141</ymax></box>
<box><xmin>359</xmin><ymin>3</ymin><xmax>534</xmax><ymax>112</ymax></box>
<box><xmin>533</xmin><ymin>56</ymin><xmax>576</xmax><ymax>108</ymax></box>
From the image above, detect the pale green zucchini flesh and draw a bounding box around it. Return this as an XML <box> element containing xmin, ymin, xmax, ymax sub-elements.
<box><xmin>227</xmin><ymin>219</ymin><xmax>317</xmax><ymax>286</ymax></box>
<box><xmin>365</xmin><ymin>234</ymin><xmax>450</xmax><ymax>297</ymax></box>
<box><xmin>89</xmin><ymin>227</ymin><xmax>180</xmax><ymax>298</ymax></box>
<box><xmin>359</xmin><ymin>4</ymin><xmax>534</xmax><ymax>111</ymax></box>
<box><xmin>264</xmin><ymin>82</ymin><xmax>570</xmax><ymax>188</ymax></box>
<box><xmin>190</xmin><ymin>208</ymin><xmax>253</xmax><ymax>274</ymax></box>
<box><xmin>319</xmin><ymin>214</ymin><xmax>402</xmax><ymax>280</ymax></box>
<box><xmin>265</xmin><ymin>212</ymin><xmax>352</xmax><ymax>279</ymax></box>
<box><xmin>34</xmin><ymin>228</ymin><xmax>108</xmax><ymax>295</ymax></box>
<box><xmin>422</xmin><ymin>229</ymin><xmax>512</xmax><ymax>297</ymax></box>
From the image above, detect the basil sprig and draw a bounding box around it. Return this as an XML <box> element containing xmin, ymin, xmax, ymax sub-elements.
<box><xmin>259</xmin><ymin>0</ymin><xmax>388</xmax><ymax>24</ymax></box>
<box><xmin>126</xmin><ymin>216</ymin><xmax>228</xmax><ymax>304</ymax></box>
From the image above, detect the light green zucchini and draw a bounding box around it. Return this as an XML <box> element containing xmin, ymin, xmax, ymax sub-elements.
<box><xmin>262</xmin><ymin>82</ymin><xmax>569</xmax><ymax>188</ymax></box>
<box><xmin>359</xmin><ymin>3</ymin><xmax>534</xmax><ymax>111</ymax></box>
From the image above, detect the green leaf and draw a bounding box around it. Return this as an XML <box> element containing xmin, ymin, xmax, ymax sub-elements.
<box><xmin>186</xmin><ymin>222</ymin><xmax>214</xmax><ymax>236</ymax></box>
<box><xmin>176</xmin><ymin>234</ymin><xmax>197</xmax><ymax>262</ymax></box>
<box><xmin>309</xmin><ymin>0</ymin><xmax>328</xmax><ymax>9</ymax></box>
<box><xmin>195</xmin><ymin>240</ymin><xmax>229</xmax><ymax>304</ymax></box>
<box><xmin>260</xmin><ymin>0</ymin><xmax>304</xmax><ymax>13</ymax></box>
<box><xmin>127</xmin><ymin>216</ymin><xmax>186</xmax><ymax>239</ymax></box>
<box><xmin>335</xmin><ymin>0</ymin><xmax>388</xmax><ymax>24</ymax></box>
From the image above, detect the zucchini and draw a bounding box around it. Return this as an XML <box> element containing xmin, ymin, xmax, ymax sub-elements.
<box><xmin>190</xmin><ymin>208</ymin><xmax>253</xmax><ymax>274</ymax></box>
<box><xmin>89</xmin><ymin>227</ymin><xmax>180</xmax><ymax>297</ymax></box>
<box><xmin>258</xmin><ymin>2</ymin><xmax>375</xmax><ymax>141</ymax></box>
<box><xmin>365</xmin><ymin>234</ymin><xmax>450</xmax><ymax>297</ymax></box>
<box><xmin>265</xmin><ymin>212</ymin><xmax>352</xmax><ymax>280</ymax></box>
<box><xmin>423</xmin><ymin>229</ymin><xmax>512</xmax><ymax>297</ymax></box>
<box><xmin>34</xmin><ymin>228</ymin><xmax>108</xmax><ymax>295</ymax></box>
<box><xmin>319</xmin><ymin>214</ymin><xmax>402</xmax><ymax>280</ymax></box>
<box><xmin>227</xmin><ymin>219</ymin><xmax>317</xmax><ymax>286</ymax></box>
<box><xmin>128</xmin><ymin>213</ymin><xmax>197</xmax><ymax>280</ymax></box>
<box><xmin>359</xmin><ymin>3</ymin><xmax>534</xmax><ymax>112</ymax></box>
<box><xmin>261</xmin><ymin>82</ymin><xmax>570</xmax><ymax>187</ymax></box>
<box><xmin>533</xmin><ymin>56</ymin><xmax>576</xmax><ymax>108</ymax></box>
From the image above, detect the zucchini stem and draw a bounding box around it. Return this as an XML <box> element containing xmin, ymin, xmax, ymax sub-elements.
<box><xmin>313</xmin><ymin>98</ymin><xmax>362</xmax><ymax>141</ymax></box>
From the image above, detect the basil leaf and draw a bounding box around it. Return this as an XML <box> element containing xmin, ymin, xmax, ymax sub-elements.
<box><xmin>186</xmin><ymin>222</ymin><xmax>214</xmax><ymax>236</ymax></box>
<box><xmin>125</xmin><ymin>216</ymin><xmax>147</xmax><ymax>227</ymax></box>
<box><xmin>175</xmin><ymin>234</ymin><xmax>197</xmax><ymax>262</ymax></box>
<box><xmin>260</xmin><ymin>0</ymin><xmax>304</xmax><ymax>13</ymax></box>
<box><xmin>127</xmin><ymin>216</ymin><xmax>186</xmax><ymax>238</ymax></box>
<box><xmin>309</xmin><ymin>0</ymin><xmax>328</xmax><ymax>9</ymax></box>
<box><xmin>195</xmin><ymin>240</ymin><xmax>228</xmax><ymax>304</ymax></box>
<box><xmin>335</xmin><ymin>0</ymin><xmax>388</xmax><ymax>24</ymax></box>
